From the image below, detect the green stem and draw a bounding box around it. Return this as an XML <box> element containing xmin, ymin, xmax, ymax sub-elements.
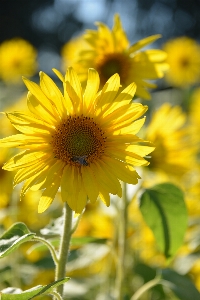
<box><xmin>115</xmin><ymin>181</ymin><xmax>128</xmax><ymax>300</ymax></box>
<box><xmin>32</xmin><ymin>236</ymin><xmax>58</xmax><ymax>264</ymax></box>
<box><xmin>130</xmin><ymin>277</ymin><xmax>162</xmax><ymax>300</ymax></box>
<box><xmin>55</xmin><ymin>202</ymin><xmax>73</xmax><ymax>297</ymax></box>
<box><xmin>51</xmin><ymin>291</ymin><xmax>63</xmax><ymax>300</ymax></box>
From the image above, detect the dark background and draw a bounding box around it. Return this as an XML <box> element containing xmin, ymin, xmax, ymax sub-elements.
<box><xmin>1</xmin><ymin>0</ymin><xmax>200</xmax><ymax>73</ymax></box>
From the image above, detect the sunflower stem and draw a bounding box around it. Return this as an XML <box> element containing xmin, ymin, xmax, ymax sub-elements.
<box><xmin>55</xmin><ymin>202</ymin><xmax>73</xmax><ymax>297</ymax></box>
<box><xmin>115</xmin><ymin>181</ymin><xmax>128</xmax><ymax>300</ymax></box>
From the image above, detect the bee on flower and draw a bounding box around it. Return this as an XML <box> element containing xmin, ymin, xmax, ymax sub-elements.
<box><xmin>0</xmin><ymin>67</ymin><xmax>154</xmax><ymax>213</ymax></box>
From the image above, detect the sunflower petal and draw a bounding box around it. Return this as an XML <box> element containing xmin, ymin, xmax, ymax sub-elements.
<box><xmin>83</xmin><ymin>68</ymin><xmax>100</xmax><ymax>113</ymax></box>
<box><xmin>128</xmin><ymin>34</ymin><xmax>161</xmax><ymax>54</ymax></box>
<box><xmin>38</xmin><ymin>175</ymin><xmax>61</xmax><ymax>213</ymax></box>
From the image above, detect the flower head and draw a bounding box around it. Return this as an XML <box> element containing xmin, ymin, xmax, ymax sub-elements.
<box><xmin>0</xmin><ymin>38</ymin><xmax>37</xmax><ymax>83</ymax></box>
<box><xmin>0</xmin><ymin>67</ymin><xmax>153</xmax><ymax>213</ymax></box>
<box><xmin>145</xmin><ymin>103</ymin><xmax>197</xmax><ymax>177</ymax></box>
<box><xmin>62</xmin><ymin>14</ymin><xmax>168</xmax><ymax>99</ymax></box>
<box><xmin>163</xmin><ymin>37</ymin><xmax>200</xmax><ymax>87</ymax></box>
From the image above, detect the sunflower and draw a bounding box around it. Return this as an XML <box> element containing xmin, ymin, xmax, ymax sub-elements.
<box><xmin>163</xmin><ymin>37</ymin><xmax>200</xmax><ymax>87</ymax></box>
<box><xmin>0</xmin><ymin>38</ymin><xmax>37</xmax><ymax>83</ymax></box>
<box><xmin>145</xmin><ymin>103</ymin><xmax>197</xmax><ymax>177</ymax></box>
<box><xmin>0</xmin><ymin>67</ymin><xmax>154</xmax><ymax>213</ymax></box>
<box><xmin>63</xmin><ymin>14</ymin><xmax>168</xmax><ymax>100</ymax></box>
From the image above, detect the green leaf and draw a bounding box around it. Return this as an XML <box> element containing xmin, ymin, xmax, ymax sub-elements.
<box><xmin>162</xmin><ymin>268</ymin><xmax>200</xmax><ymax>300</ymax></box>
<box><xmin>0</xmin><ymin>277</ymin><xmax>70</xmax><ymax>299</ymax></box>
<box><xmin>28</xmin><ymin>236</ymin><xmax>107</xmax><ymax>254</ymax></box>
<box><xmin>139</xmin><ymin>183</ymin><xmax>187</xmax><ymax>258</ymax></box>
<box><xmin>0</xmin><ymin>222</ymin><xmax>35</xmax><ymax>258</ymax></box>
<box><xmin>71</xmin><ymin>236</ymin><xmax>108</xmax><ymax>246</ymax></box>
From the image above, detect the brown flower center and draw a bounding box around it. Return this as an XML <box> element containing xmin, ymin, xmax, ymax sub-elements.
<box><xmin>95</xmin><ymin>52</ymin><xmax>130</xmax><ymax>85</ymax></box>
<box><xmin>52</xmin><ymin>115</ymin><xmax>106</xmax><ymax>167</ymax></box>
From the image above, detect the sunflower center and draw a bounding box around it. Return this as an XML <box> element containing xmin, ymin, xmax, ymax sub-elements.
<box><xmin>96</xmin><ymin>52</ymin><xmax>130</xmax><ymax>85</ymax></box>
<box><xmin>180</xmin><ymin>57</ymin><xmax>190</xmax><ymax>68</ymax></box>
<box><xmin>52</xmin><ymin>115</ymin><xmax>106</xmax><ymax>166</ymax></box>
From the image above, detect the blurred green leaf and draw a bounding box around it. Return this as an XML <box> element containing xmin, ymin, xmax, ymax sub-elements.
<box><xmin>0</xmin><ymin>277</ymin><xmax>70</xmax><ymax>299</ymax></box>
<box><xmin>28</xmin><ymin>236</ymin><xmax>107</xmax><ymax>254</ymax></box>
<box><xmin>139</xmin><ymin>183</ymin><xmax>187</xmax><ymax>258</ymax></box>
<box><xmin>71</xmin><ymin>236</ymin><xmax>108</xmax><ymax>246</ymax></box>
<box><xmin>162</xmin><ymin>268</ymin><xmax>200</xmax><ymax>300</ymax></box>
<box><xmin>0</xmin><ymin>222</ymin><xmax>35</xmax><ymax>258</ymax></box>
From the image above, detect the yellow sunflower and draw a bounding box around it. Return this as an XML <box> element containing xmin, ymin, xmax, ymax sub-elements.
<box><xmin>145</xmin><ymin>103</ymin><xmax>197</xmax><ymax>177</ymax></box>
<box><xmin>64</xmin><ymin>14</ymin><xmax>168</xmax><ymax>100</ymax></box>
<box><xmin>163</xmin><ymin>37</ymin><xmax>200</xmax><ymax>87</ymax></box>
<box><xmin>0</xmin><ymin>67</ymin><xmax>154</xmax><ymax>213</ymax></box>
<box><xmin>0</xmin><ymin>38</ymin><xmax>37</xmax><ymax>83</ymax></box>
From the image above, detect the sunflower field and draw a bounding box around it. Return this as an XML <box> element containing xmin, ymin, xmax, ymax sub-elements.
<box><xmin>1</xmin><ymin>1</ymin><xmax>200</xmax><ymax>299</ymax></box>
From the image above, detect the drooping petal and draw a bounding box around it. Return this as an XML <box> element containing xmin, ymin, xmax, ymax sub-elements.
<box><xmin>14</xmin><ymin>157</ymin><xmax>52</xmax><ymax>186</ymax></box>
<box><xmin>20</xmin><ymin>165</ymin><xmax>50</xmax><ymax>199</ymax></box>
<box><xmin>81</xmin><ymin>165</ymin><xmax>99</xmax><ymax>203</ymax></box>
<box><xmin>38</xmin><ymin>175</ymin><xmax>62</xmax><ymax>213</ymax></box>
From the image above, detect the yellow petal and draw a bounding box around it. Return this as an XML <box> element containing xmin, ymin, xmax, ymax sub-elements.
<box><xmin>52</xmin><ymin>68</ymin><xmax>65</xmax><ymax>82</ymax></box>
<box><xmin>83</xmin><ymin>68</ymin><xmax>100</xmax><ymax>114</ymax></box>
<box><xmin>105</xmin><ymin>82</ymin><xmax>136</xmax><ymax>115</ymax></box>
<box><xmin>96</xmin><ymin>73</ymin><xmax>120</xmax><ymax>111</ymax></box>
<box><xmin>38</xmin><ymin>175</ymin><xmax>61</xmax><ymax>213</ymax></box>
<box><xmin>5</xmin><ymin>112</ymin><xmax>54</xmax><ymax>135</ymax></box>
<box><xmin>113</xmin><ymin>117</ymin><xmax>146</xmax><ymax>135</ymax></box>
<box><xmin>27</xmin><ymin>92</ymin><xmax>57</xmax><ymax>125</ymax></box>
<box><xmin>128</xmin><ymin>34</ymin><xmax>161</xmax><ymax>54</ymax></box>
<box><xmin>0</xmin><ymin>134</ymin><xmax>50</xmax><ymax>148</ymax></box>
<box><xmin>81</xmin><ymin>165</ymin><xmax>99</xmax><ymax>203</ymax></box>
<box><xmin>126</xmin><ymin>144</ymin><xmax>155</xmax><ymax>156</ymax></box>
<box><xmin>39</xmin><ymin>72</ymin><xmax>67</xmax><ymax>118</ymax></box>
<box><xmin>23</xmin><ymin>77</ymin><xmax>59</xmax><ymax>119</ymax></box>
<box><xmin>20</xmin><ymin>166</ymin><xmax>49</xmax><ymax>199</ymax></box>
<box><xmin>3</xmin><ymin>150</ymin><xmax>50</xmax><ymax>171</ymax></box>
<box><xmin>103</xmin><ymin>157</ymin><xmax>140</xmax><ymax>184</ymax></box>
<box><xmin>14</xmin><ymin>158</ymin><xmax>51</xmax><ymax>185</ymax></box>
<box><xmin>41</xmin><ymin>160</ymin><xmax>65</xmax><ymax>189</ymax></box>
<box><xmin>65</xmin><ymin>67</ymin><xmax>82</xmax><ymax>109</ymax></box>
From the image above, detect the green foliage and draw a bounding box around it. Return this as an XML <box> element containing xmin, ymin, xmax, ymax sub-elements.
<box><xmin>0</xmin><ymin>223</ymin><xmax>35</xmax><ymax>258</ymax></box>
<box><xmin>139</xmin><ymin>183</ymin><xmax>187</xmax><ymax>258</ymax></box>
<box><xmin>0</xmin><ymin>277</ymin><xmax>70</xmax><ymax>299</ymax></box>
<box><xmin>161</xmin><ymin>268</ymin><xmax>200</xmax><ymax>300</ymax></box>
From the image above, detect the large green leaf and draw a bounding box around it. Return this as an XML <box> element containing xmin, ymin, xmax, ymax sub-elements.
<box><xmin>139</xmin><ymin>183</ymin><xmax>187</xmax><ymax>258</ymax></box>
<box><xmin>162</xmin><ymin>268</ymin><xmax>200</xmax><ymax>300</ymax></box>
<box><xmin>0</xmin><ymin>222</ymin><xmax>35</xmax><ymax>258</ymax></box>
<box><xmin>0</xmin><ymin>277</ymin><xmax>70</xmax><ymax>299</ymax></box>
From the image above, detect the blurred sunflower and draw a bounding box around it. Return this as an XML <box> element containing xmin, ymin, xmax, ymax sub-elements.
<box><xmin>0</xmin><ymin>38</ymin><xmax>37</xmax><ymax>83</ymax></box>
<box><xmin>63</xmin><ymin>14</ymin><xmax>168</xmax><ymax>100</ymax></box>
<box><xmin>0</xmin><ymin>67</ymin><xmax>154</xmax><ymax>213</ymax></box>
<box><xmin>163</xmin><ymin>37</ymin><xmax>200</xmax><ymax>87</ymax></box>
<box><xmin>61</xmin><ymin>35</ymin><xmax>90</xmax><ymax>72</ymax></box>
<box><xmin>145</xmin><ymin>103</ymin><xmax>198</xmax><ymax>178</ymax></box>
<box><xmin>189</xmin><ymin>88</ymin><xmax>200</xmax><ymax>140</ymax></box>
